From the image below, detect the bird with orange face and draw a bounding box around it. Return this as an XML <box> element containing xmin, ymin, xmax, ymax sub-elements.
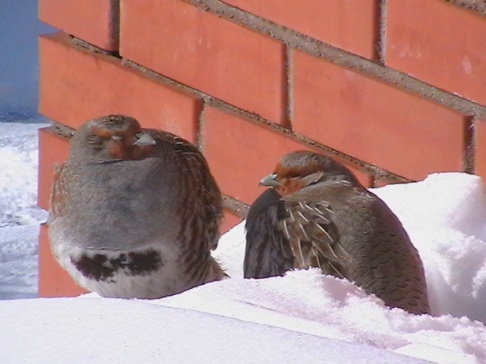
<box><xmin>244</xmin><ymin>151</ymin><xmax>430</xmax><ymax>315</ymax></box>
<box><xmin>49</xmin><ymin>114</ymin><xmax>224</xmax><ymax>299</ymax></box>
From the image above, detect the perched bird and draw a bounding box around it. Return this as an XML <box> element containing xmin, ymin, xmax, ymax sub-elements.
<box><xmin>244</xmin><ymin>151</ymin><xmax>430</xmax><ymax>314</ymax></box>
<box><xmin>49</xmin><ymin>114</ymin><xmax>224</xmax><ymax>299</ymax></box>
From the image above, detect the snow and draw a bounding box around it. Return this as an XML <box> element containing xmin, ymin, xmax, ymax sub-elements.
<box><xmin>0</xmin><ymin>123</ymin><xmax>47</xmax><ymax>299</ymax></box>
<box><xmin>5</xmin><ymin>2</ymin><xmax>483</xmax><ymax>362</ymax></box>
<box><xmin>373</xmin><ymin>175</ymin><xmax>486</xmax><ymax>323</ymax></box>
<box><xmin>0</xmin><ymin>298</ymin><xmax>427</xmax><ymax>364</ymax></box>
<box><xmin>1</xmin><ymin>122</ymin><xmax>486</xmax><ymax>363</ymax></box>
<box><xmin>0</xmin><ymin>123</ymin><xmax>47</xmax><ymax>228</ymax></box>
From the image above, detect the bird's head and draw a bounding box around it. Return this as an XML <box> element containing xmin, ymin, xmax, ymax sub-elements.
<box><xmin>260</xmin><ymin>151</ymin><xmax>361</xmax><ymax>196</ymax></box>
<box><xmin>71</xmin><ymin>114</ymin><xmax>157</xmax><ymax>162</ymax></box>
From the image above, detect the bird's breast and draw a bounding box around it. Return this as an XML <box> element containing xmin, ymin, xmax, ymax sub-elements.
<box><xmin>57</xmin><ymin>159</ymin><xmax>183</xmax><ymax>250</ymax></box>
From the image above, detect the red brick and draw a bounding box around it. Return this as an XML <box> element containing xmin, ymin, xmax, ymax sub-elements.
<box><xmin>223</xmin><ymin>0</ymin><xmax>379</xmax><ymax>60</ymax></box>
<box><xmin>39</xmin><ymin>224</ymin><xmax>88</xmax><ymax>297</ymax></box>
<box><xmin>39</xmin><ymin>33</ymin><xmax>200</xmax><ymax>142</ymax></box>
<box><xmin>37</xmin><ymin>129</ymin><xmax>76</xmax><ymax>298</ymax></box>
<box><xmin>120</xmin><ymin>0</ymin><xmax>285</xmax><ymax>123</ymax></box>
<box><xmin>355</xmin><ymin>171</ymin><xmax>374</xmax><ymax>189</ymax></box>
<box><xmin>39</xmin><ymin>0</ymin><xmax>118</xmax><ymax>51</ymax></box>
<box><xmin>38</xmin><ymin>128</ymin><xmax>70</xmax><ymax>211</ymax></box>
<box><xmin>293</xmin><ymin>51</ymin><xmax>466</xmax><ymax>181</ymax></box>
<box><xmin>373</xmin><ymin>178</ymin><xmax>408</xmax><ymax>188</ymax></box>
<box><xmin>475</xmin><ymin>120</ymin><xmax>486</xmax><ymax>180</ymax></box>
<box><xmin>204</xmin><ymin>107</ymin><xmax>303</xmax><ymax>204</ymax></box>
<box><xmin>221</xmin><ymin>210</ymin><xmax>244</xmax><ymax>234</ymax></box>
<box><xmin>203</xmin><ymin>107</ymin><xmax>372</xmax><ymax>204</ymax></box>
<box><xmin>387</xmin><ymin>0</ymin><xmax>486</xmax><ymax>105</ymax></box>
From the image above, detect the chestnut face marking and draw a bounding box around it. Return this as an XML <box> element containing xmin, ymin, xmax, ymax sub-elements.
<box><xmin>266</xmin><ymin>161</ymin><xmax>325</xmax><ymax>196</ymax></box>
<box><xmin>259</xmin><ymin>171</ymin><xmax>307</xmax><ymax>196</ymax></box>
<box><xmin>260</xmin><ymin>150</ymin><xmax>362</xmax><ymax>196</ymax></box>
<box><xmin>86</xmin><ymin>117</ymin><xmax>156</xmax><ymax>161</ymax></box>
<box><xmin>275</xmin><ymin>176</ymin><xmax>306</xmax><ymax>196</ymax></box>
<box><xmin>71</xmin><ymin>249</ymin><xmax>163</xmax><ymax>282</ymax></box>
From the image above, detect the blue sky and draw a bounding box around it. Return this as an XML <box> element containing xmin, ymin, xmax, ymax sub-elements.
<box><xmin>0</xmin><ymin>0</ymin><xmax>54</xmax><ymax>121</ymax></box>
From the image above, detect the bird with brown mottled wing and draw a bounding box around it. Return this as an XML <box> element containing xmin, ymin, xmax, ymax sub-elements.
<box><xmin>245</xmin><ymin>150</ymin><xmax>430</xmax><ymax>315</ymax></box>
<box><xmin>49</xmin><ymin>114</ymin><xmax>224</xmax><ymax>299</ymax></box>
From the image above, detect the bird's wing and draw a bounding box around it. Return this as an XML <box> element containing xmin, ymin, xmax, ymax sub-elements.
<box><xmin>147</xmin><ymin>129</ymin><xmax>223</xmax><ymax>251</ymax></box>
<box><xmin>244</xmin><ymin>189</ymin><xmax>294</xmax><ymax>278</ymax></box>
<box><xmin>281</xmin><ymin>194</ymin><xmax>351</xmax><ymax>278</ymax></box>
<box><xmin>244</xmin><ymin>188</ymin><xmax>352</xmax><ymax>279</ymax></box>
<box><xmin>49</xmin><ymin>162</ymin><xmax>68</xmax><ymax>221</ymax></box>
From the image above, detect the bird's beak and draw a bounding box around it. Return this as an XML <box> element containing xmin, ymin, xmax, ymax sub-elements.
<box><xmin>259</xmin><ymin>173</ymin><xmax>281</xmax><ymax>187</ymax></box>
<box><xmin>133</xmin><ymin>132</ymin><xmax>156</xmax><ymax>146</ymax></box>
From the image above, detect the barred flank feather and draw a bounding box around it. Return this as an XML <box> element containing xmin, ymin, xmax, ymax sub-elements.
<box><xmin>244</xmin><ymin>189</ymin><xmax>349</xmax><ymax>279</ymax></box>
<box><xmin>155</xmin><ymin>131</ymin><xmax>224</xmax><ymax>287</ymax></box>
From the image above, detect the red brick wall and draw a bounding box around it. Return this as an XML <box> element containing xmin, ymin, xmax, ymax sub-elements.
<box><xmin>37</xmin><ymin>0</ymin><xmax>486</xmax><ymax>296</ymax></box>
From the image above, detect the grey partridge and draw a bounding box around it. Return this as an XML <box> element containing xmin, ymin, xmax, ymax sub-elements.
<box><xmin>244</xmin><ymin>150</ymin><xmax>430</xmax><ymax>315</ymax></box>
<box><xmin>48</xmin><ymin>114</ymin><xmax>224</xmax><ymax>299</ymax></box>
